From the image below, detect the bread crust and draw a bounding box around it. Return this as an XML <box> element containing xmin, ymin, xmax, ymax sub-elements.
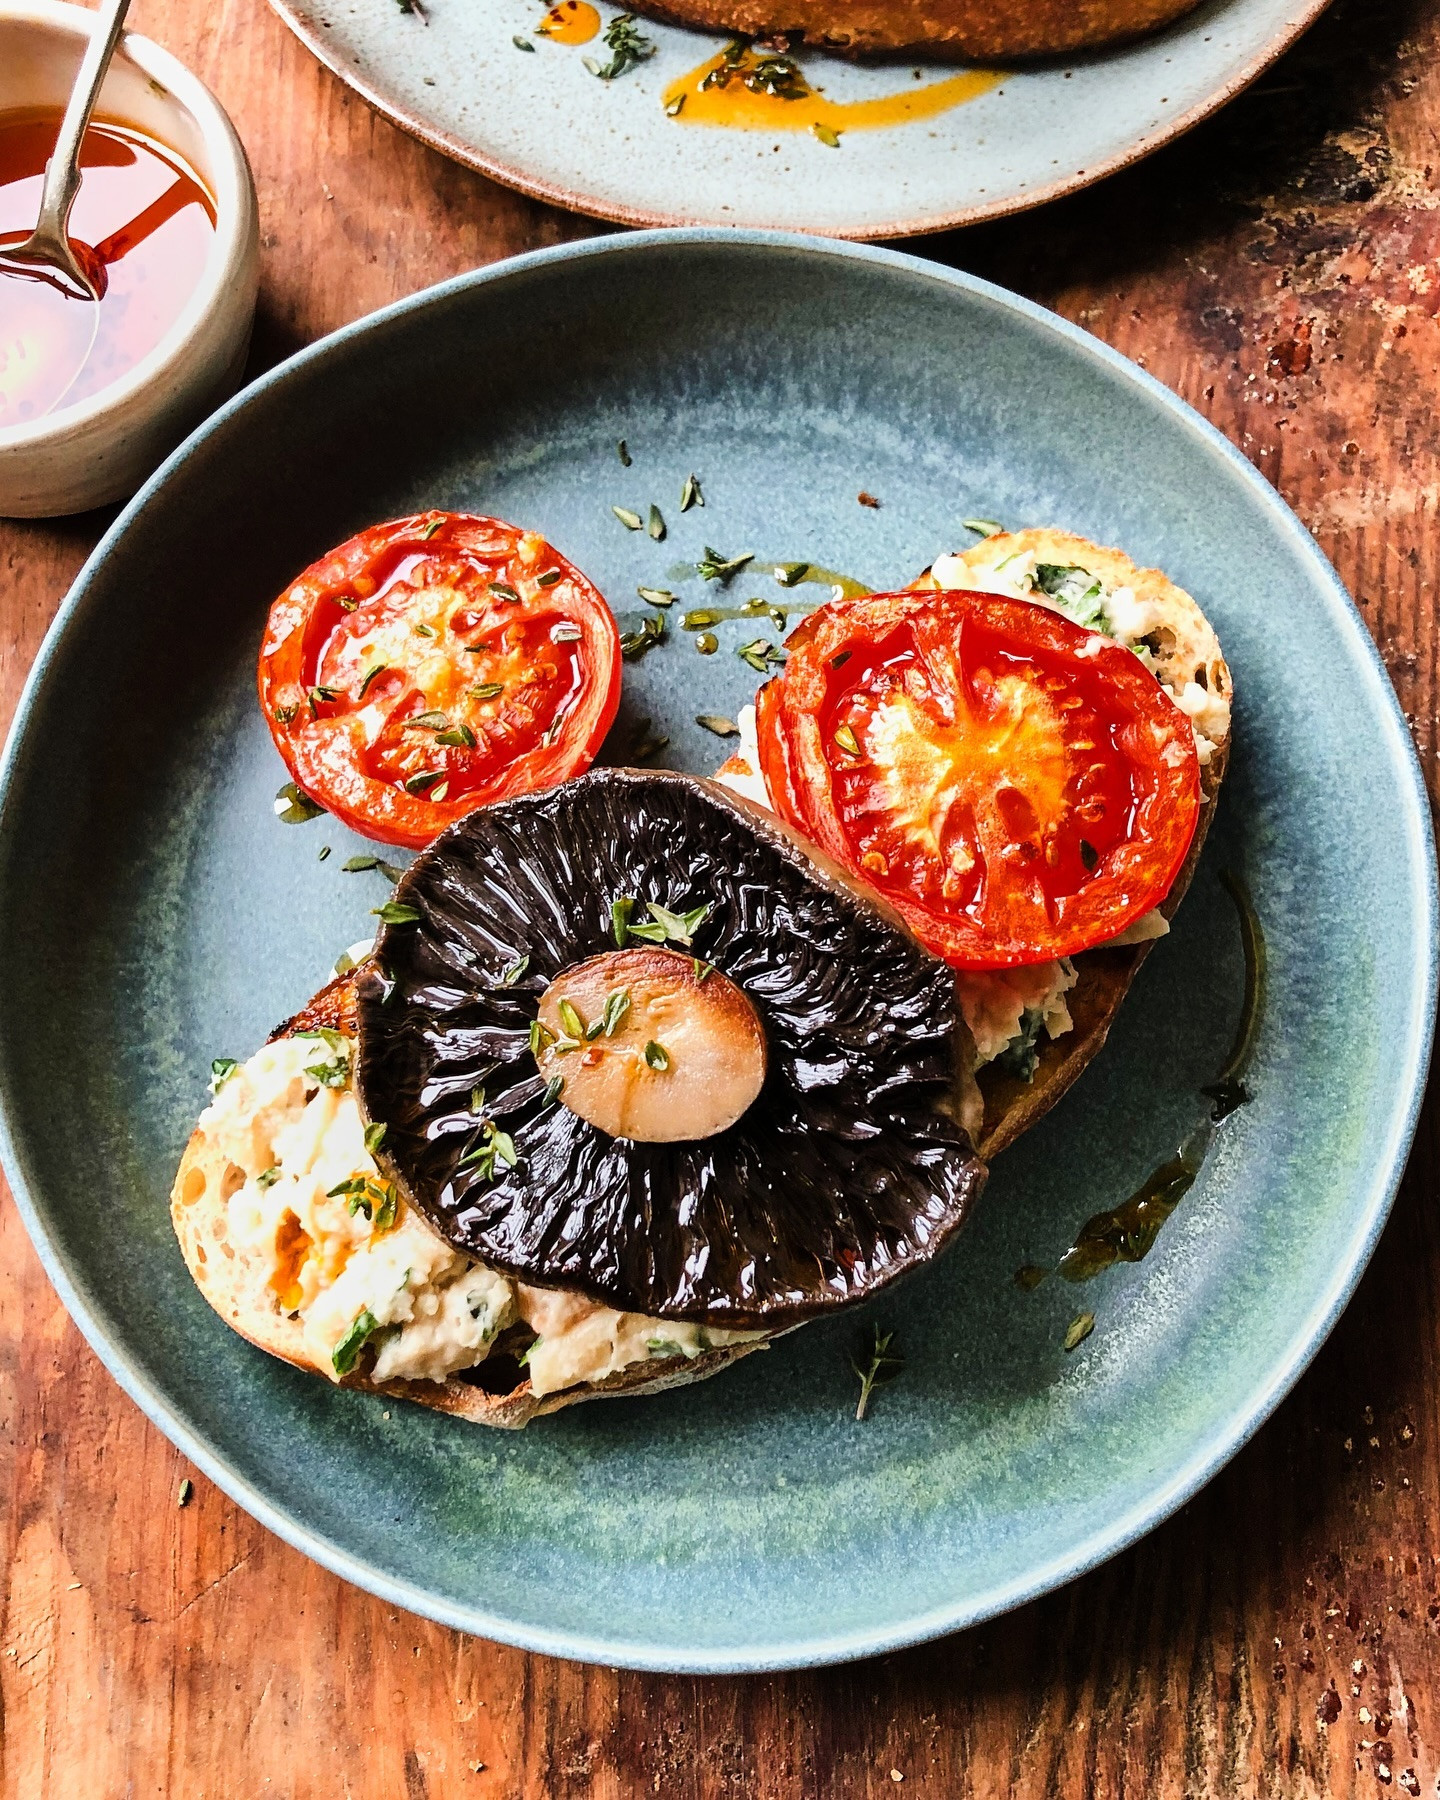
<box><xmin>622</xmin><ymin>0</ymin><xmax>1202</xmax><ymax>61</ymax></box>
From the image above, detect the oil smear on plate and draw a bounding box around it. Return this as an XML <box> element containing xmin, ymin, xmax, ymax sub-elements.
<box><xmin>662</xmin><ymin>42</ymin><xmax>1005</xmax><ymax>139</ymax></box>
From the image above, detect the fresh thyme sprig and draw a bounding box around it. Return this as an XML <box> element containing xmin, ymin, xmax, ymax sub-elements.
<box><xmin>851</xmin><ymin>1325</ymin><xmax>902</xmax><ymax>1421</ymax></box>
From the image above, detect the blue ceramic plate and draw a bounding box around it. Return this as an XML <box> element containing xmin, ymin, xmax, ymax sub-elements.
<box><xmin>0</xmin><ymin>233</ymin><xmax>1432</xmax><ymax>1673</ymax></box>
<box><xmin>268</xmin><ymin>0</ymin><xmax>1331</xmax><ymax>237</ymax></box>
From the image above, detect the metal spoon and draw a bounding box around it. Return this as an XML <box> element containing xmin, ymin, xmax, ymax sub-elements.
<box><xmin>0</xmin><ymin>0</ymin><xmax>134</xmax><ymax>302</ymax></box>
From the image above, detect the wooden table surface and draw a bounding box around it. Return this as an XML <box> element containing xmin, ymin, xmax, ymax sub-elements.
<box><xmin>4</xmin><ymin>0</ymin><xmax>1440</xmax><ymax>1790</ymax></box>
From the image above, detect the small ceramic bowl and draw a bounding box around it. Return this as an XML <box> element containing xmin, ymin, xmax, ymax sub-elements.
<box><xmin>0</xmin><ymin>0</ymin><xmax>259</xmax><ymax>517</ymax></box>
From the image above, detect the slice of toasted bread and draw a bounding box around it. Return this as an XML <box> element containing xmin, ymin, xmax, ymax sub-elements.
<box><xmin>718</xmin><ymin>531</ymin><xmax>1231</xmax><ymax>1160</ymax></box>
<box><xmin>169</xmin><ymin>985</ymin><xmax>768</xmax><ymax>1429</ymax></box>
<box><xmin>623</xmin><ymin>0</ymin><xmax>1201</xmax><ymax>61</ymax></box>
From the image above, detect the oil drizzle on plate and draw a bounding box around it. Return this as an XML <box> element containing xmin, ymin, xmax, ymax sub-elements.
<box><xmin>535</xmin><ymin>1</ymin><xmax>600</xmax><ymax>45</ymax></box>
<box><xmin>664</xmin><ymin>46</ymin><xmax>1003</xmax><ymax>135</ymax></box>
<box><xmin>1016</xmin><ymin>867</ymin><xmax>1266</xmax><ymax>1296</ymax></box>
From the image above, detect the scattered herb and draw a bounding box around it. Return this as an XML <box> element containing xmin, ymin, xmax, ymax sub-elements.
<box><xmin>542</xmin><ymin>1074</ymin><xmax>565</xmax><ymax>1107</ymax></box>
<box><xmin>738</xmin><ymin>637</ymin><xmax>785</xmax><ymax>674</ymax></box>
<box><xmin>541</xmin><ymin>706</ymin><xmax>572</xmax><ymax>746</ymax></box>
<box><xmin>471</xmin><ymin>1086</ymin><xmax>487</xmax><ymax>1115</ymax></box>
<box><xmin>647</xmin><ymin>504</ymin><xmax>666</xmax><ymax>541</ymax></box>
<box><xmin>692</xmin><ymin>959</ymin><xmax>712</xmax><ymax>983</ymax></box>
<box><xmin>627</xmin><ymin>899</ymin><xmax>710</xmax><ymax>947</ymax></box>
<box><xmin>611</xmin><ymin>897</ymin><xmax>635</xmax><ymax>946</ymax></box>
<box><xmin>620</xmin><ymin>614</ymin><xmax>667</xmax><ymax>661</ymax></box>
<box><xmin>177</xmin><ymin>1478</ymin><xmax>193</xmax><ymax>1507</ymax></box>
<box><xmin>834</xmin><ymin>724</ymin><xmax>861</xmax><ymax>756</ymax></box>
<box><xmin>513</xmin><ymin>32</ymin><xmax>535</xmax><ymax>48</ymax></box>
<box><xmin>585</xmin><ymin>12</ymin><xmax>656</xmax><ymax>78</ymax></box>
<box><xmin>697</xmin><ymin>546</ymin><xmax>754</xmax><ymax>585</ymax></box>
<box><xmin>274</xmin><ymin>781</ymin><xmax>324</xmax><ymax>824</ymax></box>
<box><xmin>421</xmin><ymin>516</ymin><xmax>445</xmax><ymax>538</ymax></box>
<box><xmin>502</xmin><ymin>955</ymin><xmax>530</xmax><ymax>986</ymax></box>
<box><xmin>342</xmin><ymin>854</ymin><xmax>380</xmax><ymax>872</ymax></box>
<box><xmin>701</xmin><ymin>40</ymin><xmax>807</xmax><ymax>99</ymax></box>
<box><xmin>1079</xmin><ymin>839</ymin><xmax>1099</xmax><ymax>872</ymax></box>
<box><xmin>457</xmin><ymin>1119</ymin><xmax>518</xmax><ymax>1181</ymax></box>
<box><xmin>407</xmin><ymin>711</ymin><xmax>450</xmax><ymax>730</ymax></box>
<box><xmin>631</xmin><ymin>727</ymin><xmax>669</xmax><ymax>762</ymax></box>
<box><xmin>332</xmin><ymin>1308</ymin><xmax>381</xmax><ymax>1376</ymax></box>
<box><xmin>963</xmin><ymin>517</ymin><xmax>1004</xmax><ymax>538</ymax></box>
<box><xmin>617</xmin><ymin>439</ymin><xmax>632</xmax><ymax>466</ymax></box>
<box><xmin>469</xmin><ymin>680</ymin><xmax>506</xmax><ymax>700</ymax></box>
<box><xmin>612</xmin><ymin>507</ymin><xmax>643</xmax><ymax>530</ymax></box>
<box><xmin>403</xmin><ymin>770</ymin><xmax>443</xmax><ymax>794</ymax></box>
<box><xmin>774</xmin><ymin>562</ymin><xmax>810</xmax><ymax>587</ymax></box>
<box><xmin>274</xmin><ymin>703</ymin><xmax>298</xmax><ymax>725</ymax></box>
<box><xmin>558</xmin><ymin>998</ymin><xmax>587</xmax><ymax>1040</ymax></box>
<box><xmin>696</xmin><ymin>713</ymin><xmax>739</xmax><ymax>737</ymax></box>
<box><xmin>209</xmin><ymin>1057</ymin><xmax>239</xmax><ymax>1094</ymax></box>
<box><xmin>1014</xmin><ymin>1263</ymin><xmax>1048</xmax><ymax>1290</ymax></box>
<box><xmin>647</xmin><ymin>1337</ymin><xmax>688</xmax><ymax>1358</ymax></box>
<box><xmin>643</xmin><ymin>1039</ymin><xmax>670</xmax><ymax>1071</ymax></box>
<box><xmin>666</xmin><ymin>93</ymin><xmax>685</xmax><ymax>116</ymax></box>
<box><xmin>549</xmin><ymin>625</ymin><xmax>581</xmax><ymax>645</ymax></box>
<box><xmin>257</xmin><ymin>1165</ymin><xmax>281</xmax><ymax>1189</ymax></box>
<box><xmin>538</xmin><ymin>567</ymin><xmax>563</xmax><ymax>587</ymax></box>
<box><xmin>851</xmin><ymin>1325</ymin><xmax>901</xmax><ymax>1420</ymax></box>
<box><xmin>372</xmin><ymin>900</ymin><xmax>421</xmax><ymax>925</ymax></box>
<box><xmin>829</xmin><ymin>649</ymin><xmax>851</xmax><ymax>670</ymax></box>
<box><xmin>318</xmin><ymin>844</ymin><xmax>332</xmax><ymax>862</ymax></box>
<box><xmin>811</xmin><ymin>121</ymin><xmax>841</xmax><ymax>148</ymax></box>
<box><xmin>377</xmin><ymin>861</ymin><xmax>407</xmax><ymax>882</ymax></box>
<box><xmin>680</xmin><ymin>473</ymin><xmax>703</xmax><ymax>512</ymax></box>
<box><xmin>357</xmin><ymin>662</ymin><xmax>389</xmax><ymax>699</ymax></box>
<box><xmin>412</xmin><ymin>622</ymin><xmax>437</xmax><ymax>637</ymax></box>
<box><xmin>601</xmin><ymin>989</ymin><xmax>632</xmax><ymax>1036</ymax></box>
<box><xmin>682</xmin><ymin>609</ymin><xmax>721</xmax><ymax>629</ymax></box>
<box><xmin>364</xmin><ymin>1121</ymin><xmax>388</xmax><ymax>1155</ymax></box>
<box><xmin>436</xmin><ymin>723</ymin><xmax>477</xmax><ymax>748</ymax></box>
<box><xmin>637</xmin><ymin>586</ymin><xmax>675</xmax><ymax>607</ymax></box>
<box><xmin>1034</xmin><ymin>563</ymin><xmax>1108</xmax><ymax>633</ymax></box>
<box><xmin>1063</xmin><ymin>1311</ymin><xmax>1095</xmax><ymax>1353</ymax></box>
<box><xmin>530</xmin><ymin>1018</ymin><xmax>556</xmax><ymax>1056</ymax></box>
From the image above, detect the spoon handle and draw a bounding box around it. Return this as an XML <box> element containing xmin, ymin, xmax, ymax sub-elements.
<box><xmin>33</xmin><ymin>0</ymin><xmax>135</xmax><ymax>250</ymax></box>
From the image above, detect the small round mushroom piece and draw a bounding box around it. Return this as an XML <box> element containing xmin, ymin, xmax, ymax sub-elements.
<box><xmin>536</xmin><ymin>947</ymin><xmax>767</xmax><ymax>1142</ymax></box>
<box><xmin>355</xmin><ymin>769</ymin><xmax>986</xmax><ymax>1330</ymax></box>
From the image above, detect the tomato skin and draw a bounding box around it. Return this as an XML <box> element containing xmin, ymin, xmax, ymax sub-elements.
<box><xmin>755</xmin><ymin>589</ymin><xmax>1201</xmax><ymax>969</ymax></box>
<box><xmin>258</xmin><ymin>512</ymin><xmax>621</xmax><ymax>849</ymax></box>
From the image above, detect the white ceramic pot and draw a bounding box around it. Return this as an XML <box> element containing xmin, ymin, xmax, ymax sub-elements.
<box><xmin>0</xmin><ymin>0</ymin><xmax>259</xmax><ymax>517</ymax></box>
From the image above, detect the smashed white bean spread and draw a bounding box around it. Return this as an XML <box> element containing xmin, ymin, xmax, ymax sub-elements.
<box><xmin>200</xmin><ymin>1036</ymin><xmax>759</xmax><ymax>1395</ymax></box>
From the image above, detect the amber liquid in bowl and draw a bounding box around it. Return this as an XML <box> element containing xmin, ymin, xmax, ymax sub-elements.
<box><xmin>0</xmin><ymin>110</ymin><xmax>216</xmax><ymax>429</ymax></box>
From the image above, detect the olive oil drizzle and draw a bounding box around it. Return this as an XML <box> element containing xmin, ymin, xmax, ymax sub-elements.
<box><xmin>1017</xmin><ymin>867</ymin><xmax>1266</xmax><ymax>1298</ymax></box>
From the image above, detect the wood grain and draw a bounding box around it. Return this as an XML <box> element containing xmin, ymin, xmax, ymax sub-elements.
<box><xmin>3</xmin><ymin>0</ymin><xmax>1440</xmax><ymax>1790</ymax></box>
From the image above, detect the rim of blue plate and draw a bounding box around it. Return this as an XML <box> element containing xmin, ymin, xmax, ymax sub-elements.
<box><xmin>1</xmin><ymin>230</ymin><xmax>1435</xmax><ymax>1673</ymax></box>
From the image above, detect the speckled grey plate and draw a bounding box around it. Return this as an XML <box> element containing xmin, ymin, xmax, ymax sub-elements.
<box><xmin>268</xmin><ymin>0</ymin><xmax>1331</xmax><ymax>237</ymax></box>
<box><xmin>0</xmin><ymin>233</ymin><xmax>1432</xmax><ymax>1672</ymax></box>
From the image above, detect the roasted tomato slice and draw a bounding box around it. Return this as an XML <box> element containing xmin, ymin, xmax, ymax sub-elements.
<box><xmin>754</xmin><ymin>589</ymin><xmax>1201</xmax><ymax>968</ymax></box>
<box><xmin>258</xmin><ymin>512</ymin><xmax>622</xmax><ymax>848</ymax></box>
